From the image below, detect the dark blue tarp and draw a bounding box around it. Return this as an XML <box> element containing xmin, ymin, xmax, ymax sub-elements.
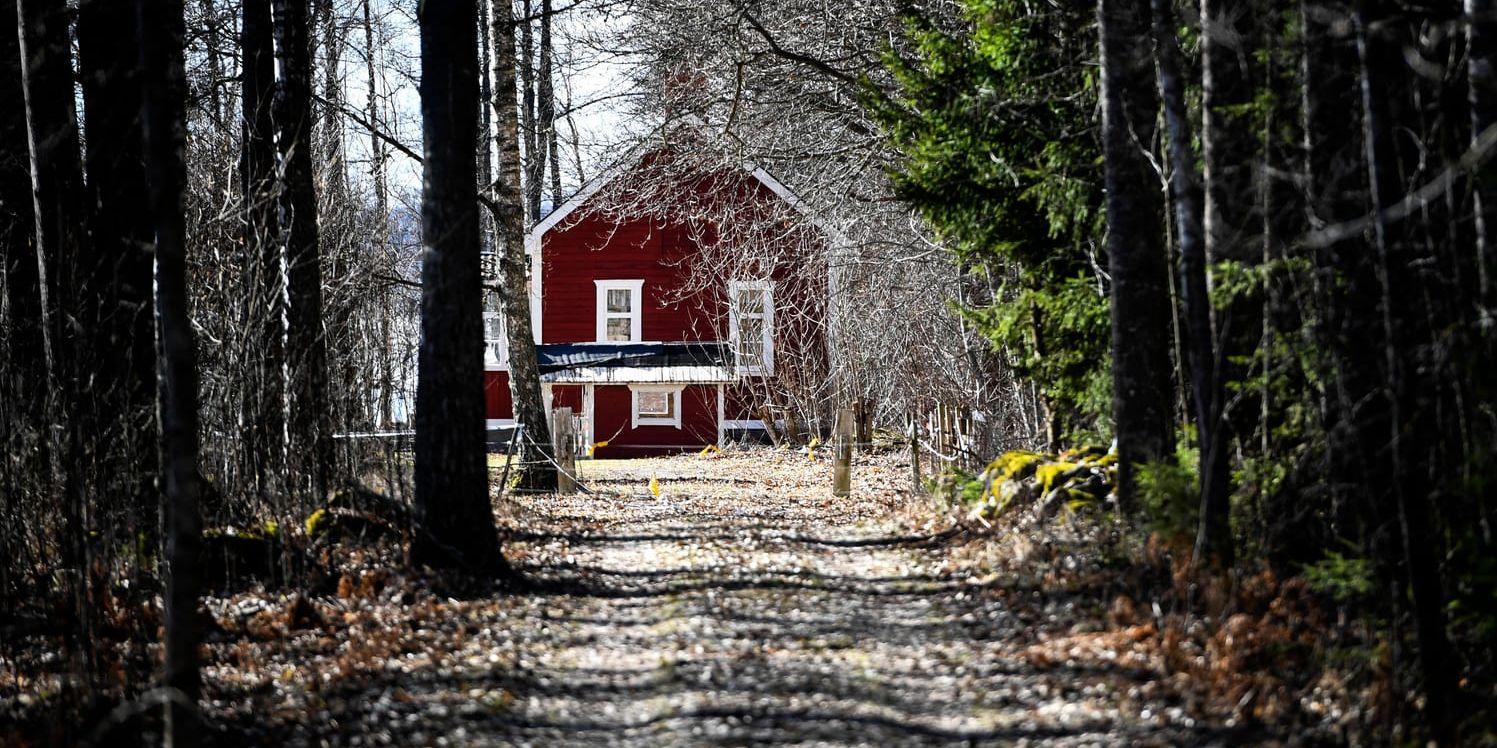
<box><xmin>535</xmin><ymin>342</ymin><xmax>731</xmax><ymax>375</ymax></box>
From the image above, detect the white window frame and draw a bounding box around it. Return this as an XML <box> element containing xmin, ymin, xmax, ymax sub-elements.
<box><xmin>728</xmin><ymin>279</ymin><xmax>774</xmax><ymax>375</ymax></box>
<box><xmin>595</xmin><ymin>279</ymin><xmax>644</xmax><ymax>343</ymax></box>
<box><xmin>630</xmin><ymin>384</ymin><xmax>683</xmax><ymax>428</ymax></box>
<box><xmin>483</xmin><ymin>289</ymin><xmax>509</xmax><ymax>370</ymax></box>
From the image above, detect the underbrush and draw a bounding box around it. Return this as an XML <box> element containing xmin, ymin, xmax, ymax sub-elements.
<box><xmin>933</xmin><ymin>448</ymin><xmax>1404</xmax><ymax>743</ymax></box>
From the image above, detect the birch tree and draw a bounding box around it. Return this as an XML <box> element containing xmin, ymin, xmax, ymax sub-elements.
<box><xmin>490</xmin><ymin>0</ymin><xmax>557</xmax><ymax>491</ymax></box>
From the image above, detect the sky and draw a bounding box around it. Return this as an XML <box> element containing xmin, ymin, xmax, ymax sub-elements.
<box><xmin>336</xmin><ymin>0</ymin><xmax>650</xmax><ymax>216</ymax></box>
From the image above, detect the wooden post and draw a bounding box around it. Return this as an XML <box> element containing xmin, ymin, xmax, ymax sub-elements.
<box><xmin>908</xmin><ymin>410</ymin><xmax>922</xmax><ymax>493</ymax></box>
<box><xmin>833</xmin><ymin>407</ymin><xmax>853</xmax><ymax>496</ymax></box>
<box><xmin>941</xmin><ymin>404</ymin><xmax>954</xmax><ymax>459</ymax></box>
<box><xmin>959</xmin><ymin>410</ymin><xmax>972</xmax><ymax>470</ymax></box>
<box><xmin>552</xmin><ymin>407</ymin><xmax>576</xmax><ymax>494</ymax></box>
<box><xmin>496</xmin><ymin>422</ymin><xmax>520</xmax><ymax>495</ymax></box>
<box><xmin>933</xmin><ymin>404</ymin><xmax>945</xmax><ymax>461</ymax></box>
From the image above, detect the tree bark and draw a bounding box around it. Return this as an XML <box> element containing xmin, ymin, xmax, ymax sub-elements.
<box><xmin>490</xmin><ymin>0</ymin><xmax>558</xmax><ymax>491</ymax></box>
<box><xmin>1153</xmin><ymin>0</ymin><xmax>1228</xmax><ymax>564</ymax></box>
<box><xmin>0</xmin><ymin>0</ymin><xmax>47</xmax><ymax>534</ymax></box>
<box><xmin>538</xmin><ymin>0</ymin><xmax>558</xmax><ymax>209</ymax></box>
<box><xmin>414</xmin><ymin>0</ymin><xmax>508</xmax><ymax>572</ymax></box>
<box><xmin>1300</xmin><ymin>0</ymin><xmax>1382</xmax><ymax>548</ymax></box>
<box><xmin>319</xmin><ymin>0</ymin><xmax>347</xmax><ymax>205</ymax></box>
<box><xmin>1471</xmin><ymin>0</ymin><xmax>1497</xmax><ymax>318</ymax></box>
<box><xmin>361</xmin><ymin>0</ymin><xmax>392</xmax><ymax>427</ymax></box>
<box><xmin>361</xmin><ymin>0</ymin><xmax>387</xmax><ymax>224</ymax></box>
<box><xmin>79</xmin><ymin>0</ymin><xmax>160</xmax><ymax>543</ymax></box>
<box><xmin>1097</xmin><ymin>0</ymin><xmax>1174</xmax><ymax>512</ymax></box>
<box><xmin>1196</xmin><ymin>0</ymin><xmax>1259</xmax><ymax>567</ymax></box>
<box><xmin>242</xmin><ymin>0</ymin><xmax>286</xmax><ymax>498</ymax></box>
<box><xmin>1354</xmin><ymin>1</ymin><xmax>1456</xmax><ymax>738</ymax></box>
<box><xmin>18</xmin><ymin>0</ymin><xmax>93</xmax><ymax>673</ymax></box>
<box><xmin>272</xmin><ymin>0</ymin><xmax>334</xmax><ymax>500</ymax></box>
<box><xmin>520</xmin><ymin>0</ymin><xmax>542</xmax><ymax>222</ymax></box>
<box><xmin>139</xmin><ymin>0</ymin><xmax>204</xmax><ymax>742</ymax></box>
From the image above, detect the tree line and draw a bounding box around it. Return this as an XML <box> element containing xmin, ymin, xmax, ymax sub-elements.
<box><xmin>871</xmin><ymin>0</ymin><xmax>1496</xmax><ymax>739</ymax></box>
<box><xmin>3</xmin><ymin>0</ymin><xmax>1496</xmax><ymax>741</ymax></box>
<box><xmin>1</xmin><ymin>0</ymin><xmax>562</xmax><ymax>741</ymax></box>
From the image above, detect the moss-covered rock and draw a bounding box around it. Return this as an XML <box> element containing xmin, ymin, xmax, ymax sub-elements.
<box><xmin>988</xmin><ymin>450</ymin><xmax>1045</xmax><ymax>483</ymax></box>
<box><xmin>304</xmin><ymin>507</ymin><xmax>401</xmax><ymax>546</ymax></box>
<box><xmin>960</xmin><ymin>447</ymin><xmax>1118</xmax><ymax>523</ymax></box>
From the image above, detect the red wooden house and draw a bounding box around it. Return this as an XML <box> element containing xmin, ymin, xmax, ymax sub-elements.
<box><xmin>482</xmin><ymin>153</ymin><xmax>834</xmax><ymax>458</ymax></box>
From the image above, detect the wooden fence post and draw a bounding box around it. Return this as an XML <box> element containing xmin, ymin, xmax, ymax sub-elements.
<box><xmin>552</xmin><ymin>407</ymin><xmax>576</xmax><ymax>494</ymax></box>
<box><xmin>833</xmin><ymin>407</ymin><xmax>853</xmax><ymax>496</ymax></box>
<box><xmin>908</xmin><ymin>410</ymin><xmax>922</xmax><ymax>493</ymax></box>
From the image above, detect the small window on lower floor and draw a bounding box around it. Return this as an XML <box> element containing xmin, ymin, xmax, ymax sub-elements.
<box><xmin>631</xmin><ymin>385</ymin><xmax>683</xmax><ymax>428</ymax></box>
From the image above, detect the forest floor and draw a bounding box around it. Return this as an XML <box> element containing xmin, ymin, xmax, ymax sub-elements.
<box><xmin>188</xmin><ymin>448</ymin><xmax>1334</xmax><ymax>746</ymax></box>
<box><xmin>4</xmin><ymin>448</ymin><xmax>1356</xmax><ymax>745</ymax></box>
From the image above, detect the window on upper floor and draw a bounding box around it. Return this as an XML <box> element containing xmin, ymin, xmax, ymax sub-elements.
<box><xmin>729</xmin><ymin>280</ymin><xmax>774</xmax><ymax>375</ymax></box>
<box><xmin>595</xmin><ymin>279</ymin><xmax>644</xmax><ymax>343</ymax></box>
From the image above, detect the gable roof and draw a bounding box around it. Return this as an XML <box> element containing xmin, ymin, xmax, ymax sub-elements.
<box><xmin>524</xmin><ymin>146</ymin><xmax>849</xmax><ymax>255</ymax></box>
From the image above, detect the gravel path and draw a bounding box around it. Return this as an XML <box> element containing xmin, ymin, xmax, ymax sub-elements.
<box><xmin>448</xmin><ymin>453</ymin><xmax>1230</xmax><ymax>746</ymax></box>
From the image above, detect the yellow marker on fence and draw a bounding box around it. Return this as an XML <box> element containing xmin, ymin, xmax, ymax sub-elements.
<box><xmin>587</xmin><ymin>440</ymin><xmax>609</xmax><ymax>458</ymax></box>
<box><xmin>649</xmin><ymin>475</ymin><xmax>662</xmax><ymax>498</ymax></box>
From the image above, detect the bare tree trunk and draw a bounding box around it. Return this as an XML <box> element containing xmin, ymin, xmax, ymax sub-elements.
<box><xmin>319</xmin><ymin>0</ymin><xmax>347</xmax><ymax>204</ymax></box>
<box><xmin>18</xmin><ymin>0</ymin><xmax>93</xmax><ymax>679</ymax></box>
<box><xmin>199</xmin><ymin>0</ymin><xmax>225</xmax><ymax>128</ymax></box>
<box><xmin>1097</xmin><ymin>0</ymin><xmax>1174</xmax><ymax>513</ymax></box>
<box><xmin>1471</xmin><ymin>0</ymin><xmax>1497</xmax><ymax>318</ymax></box>
<box><xmin>478</xmin><ymin>0</ymin><xmax>494</xmax><ymax>246</ymax></box>
<box><xmin>362</xmin><ymin>0</ymin><xmax>387</xmax><ymax>222</ymax></box>
<box><xmin>1153</xmin><ymin>0</ymin><xmax>1225</xmax><ymax>565</ymax></box>
<box><xmin>1196</xmin><ymin>0</ymin><xmax>1256</xmax><ymax>567</ymax></box>
<box><xmin>413</xmin><ymin>0</ymin><xmax>508</xmax><ymax>572</ymax></box>
<box><xmin>1</xmin><ymin>0</ymin><xmax>47</xmax><ymax>574</ymax></box>
<box><xmin>490</xmin><ymin>0</ymin><xmax>557</xmax><ymax>491</ymax></box>
<box><xmin>79</xmin><ymin>0</ymin><xmax>160</xmax><ymax>547</ymax></box>
<box><xmin>1354</xmin><ymin>1</ymin><xmax>1455</xmax><ymax>738</ymax></box>
<box><xmin>1300</xmin><ymin>0</ymin><xmax>1379</xmax><ymax>550</ymax></box>
<box><xmin>272</xmin><ymin>0</ymin><xmax>334</xmax><ymax>500</ymax></box>
<box><xmin>243</xmin><ymin>0</ymin><xmax>285</xmax><ymax>498</ymax></box>
<box><xmin>361</xmin><ymin>0</ymin><xmax>392</xmax><ymax>427</ymax></box>
<box><xmin>538</xmin><ymin>0</ymin><xmax>558</xmax><ymax>209</ymax></box>
<box><xmin>520</xmin><ymin>0</ymin><xmax>543</xmax><ymax>221</ymax></box>
<box><xmin>140</xmin><ymin>0</ymin><xmax>204</xmax><ymax>741</ymax></box>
